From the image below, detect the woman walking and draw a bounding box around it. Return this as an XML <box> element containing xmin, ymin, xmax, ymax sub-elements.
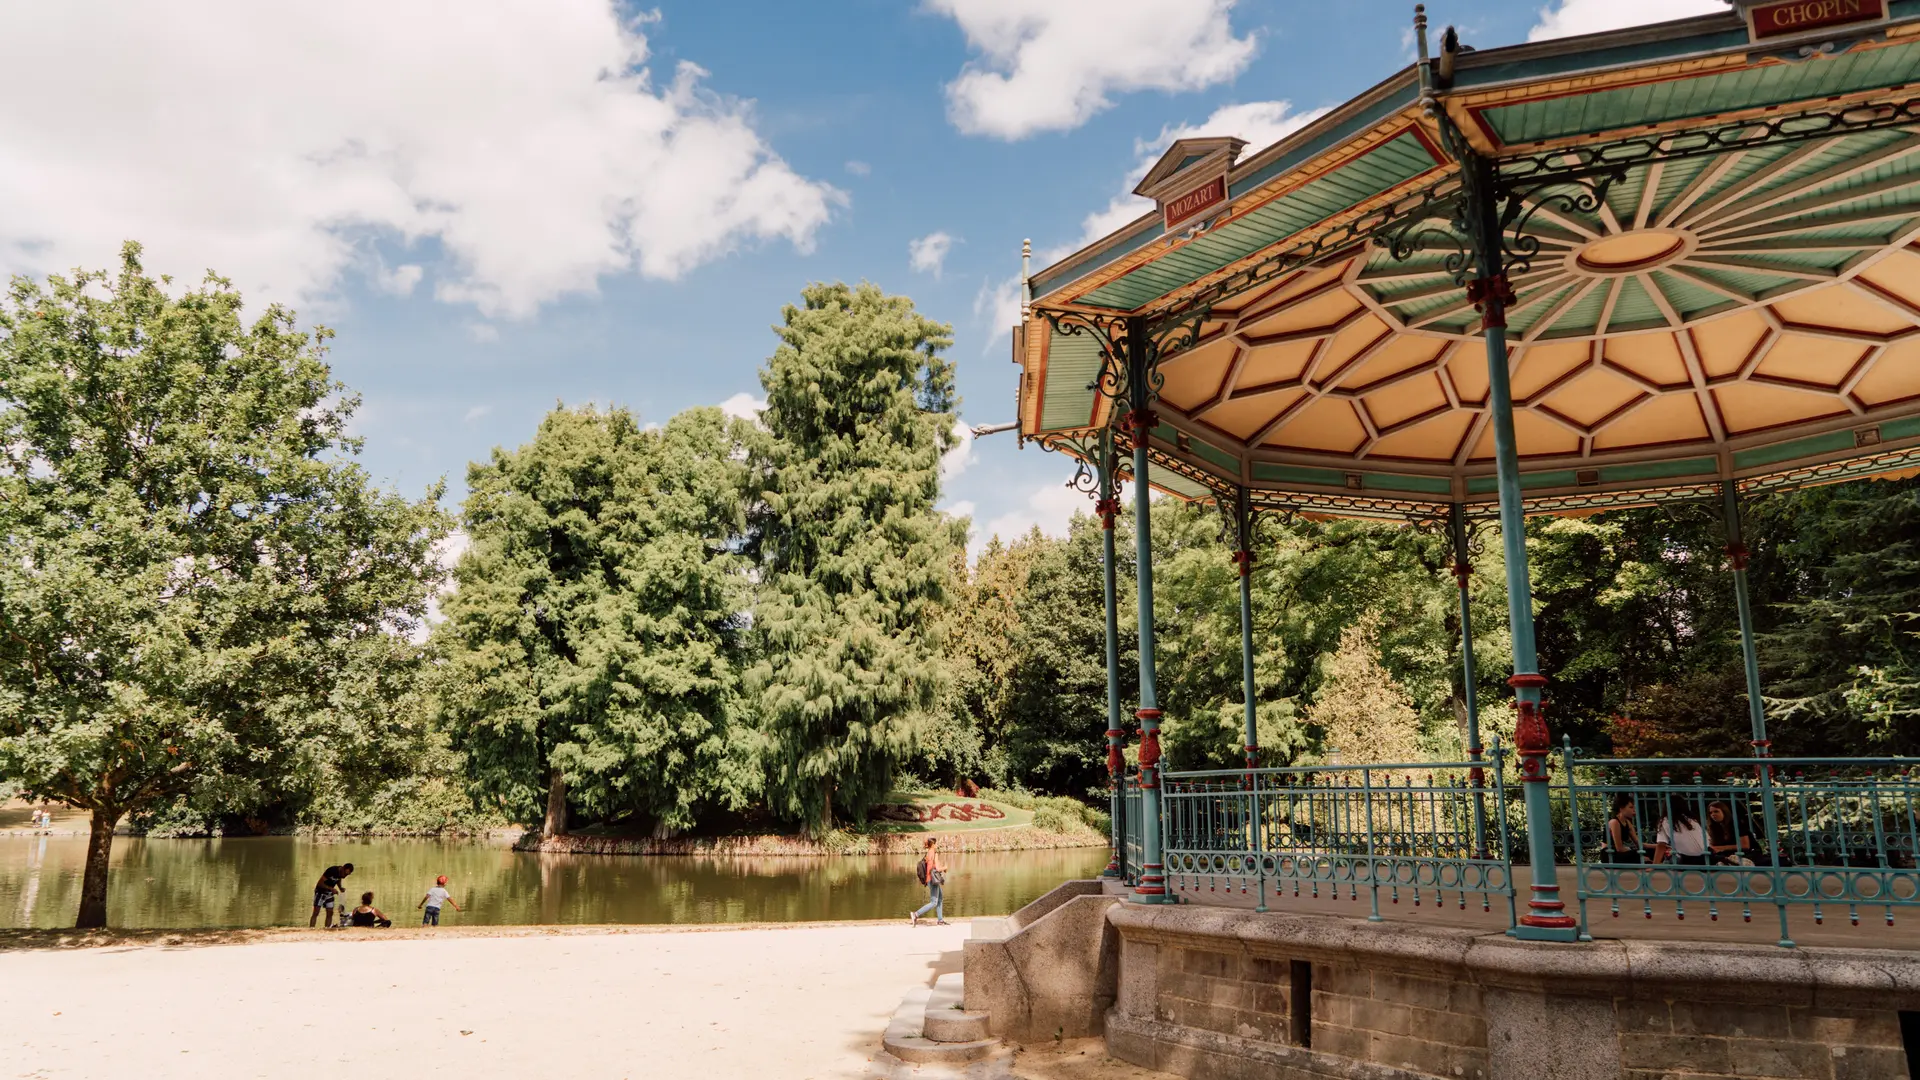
<box><xmin>910</xmin><ymin>837</ymin><xmax>948</xmax><ymax>926</ymax></box>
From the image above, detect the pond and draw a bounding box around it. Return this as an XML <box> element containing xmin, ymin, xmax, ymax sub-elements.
<box><xmin>0</xmin><ymin>835</ymin><xmax>1109</xmax><ymax>929</ymax></box>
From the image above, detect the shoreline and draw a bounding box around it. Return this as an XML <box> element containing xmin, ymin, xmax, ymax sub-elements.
<box><xmin>0</xmin><ymin>917</ymin><xmax>935</xmax><ymax>953</ymax></box>
<box><xmin>516</xmin><ymin>823</ymin><xmax>1108</xmax><ymax>856</ymax></box>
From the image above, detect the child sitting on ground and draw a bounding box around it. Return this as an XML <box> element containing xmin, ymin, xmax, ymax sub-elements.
<box><xmin>348</xmin><ymin>892</ymin><xmax>392</xmax><ymax>928</ymax></box>
<box><xmin>418</xmin><ymin>875</ymin><xmax>461</xmax><ymax>926</ymax></box>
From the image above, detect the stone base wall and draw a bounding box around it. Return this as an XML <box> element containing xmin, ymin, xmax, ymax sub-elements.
<box><xmin>1105</xmin><ymin>904</ymin><xmax>1920</xmax><ymax>1080</ymax></box>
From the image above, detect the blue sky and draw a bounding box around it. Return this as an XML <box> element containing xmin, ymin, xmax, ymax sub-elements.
<box><xmin>0</xmin><ymin>0</ymin><xmax>1715</xmax><ymax>552</ymax></box>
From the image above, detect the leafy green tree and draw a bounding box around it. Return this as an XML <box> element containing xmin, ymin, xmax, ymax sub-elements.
<box><xmin>923</xmin><ymin>531</ymin><xmax>1045</xmax><ymax>788</ymax></box>
<box><xmin>0</xmin><ymin>245</ymin><xmax>448</xmax><ymax>927</ymax></box>
<box><xmin>999</xmin><ymin>511</ymin><xmax>1139</xmax><ymax>794</ymax></box>
<box><xmin>440</xmin><ymin>405</ymin><xmax>757</xmax><ymax>837</ymax></box>
<box><xmin>1306</xmin><ymin>612</ymin><xmax>1426</xmax><ymax>768</ymax></box>
<box><xmin>746</xmin><ymin>283</ymin><xmax>964</xmax><ymax>832</ymax></box>
<box><xmin>1761</xmin><ymin>477</ymin><xmax>1920</xmax><ymax>753</ymax></box>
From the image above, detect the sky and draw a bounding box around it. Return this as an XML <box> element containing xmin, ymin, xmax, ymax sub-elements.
<box><xmin>0</xmin><ymin>0</ymin><xmax>1722</xmax><ymax>555</ymax></box>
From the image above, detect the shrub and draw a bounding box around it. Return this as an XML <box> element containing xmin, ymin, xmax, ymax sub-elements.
<box><xmin>1032</xmin><ymin>804</ymin><xmax>1076</xmax><ymax>834</ymax></box>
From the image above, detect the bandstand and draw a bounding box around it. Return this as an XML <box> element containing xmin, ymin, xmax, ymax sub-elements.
<box><xmin>1013</xmin><ymin>0</ymin><xmax>1920</xmax><ymax>953</ymax></box>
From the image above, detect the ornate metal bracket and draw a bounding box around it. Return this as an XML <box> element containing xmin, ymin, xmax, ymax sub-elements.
<box><xmin>1039</xmin><ymin>309</ymin><xmax>1132</xmax><ymax>404</ymax></box>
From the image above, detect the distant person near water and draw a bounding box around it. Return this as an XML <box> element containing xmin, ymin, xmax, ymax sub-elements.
<box><xmin>419</xmin><ymin>875</ymin><xmax>461</xmax><ymax>926</ymax></box>
<box><xmin>910</xmin><ymin>836</ymin><xmax>948</xmax><ymax>926</ymax></box>
<box><xmin>348</xmin><ymin>891</ymin><xmax>392</xmax><ymax>928</ymax></box>
<box><xmin>310</xmin><ymin>862</ymin><xmax>354</xmax><ymax>928</ymax></box>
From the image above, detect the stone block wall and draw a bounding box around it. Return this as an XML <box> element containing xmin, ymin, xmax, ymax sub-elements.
<box><xmin>1312</xmin><ymin>962</ymin><xmax>1488</xmax><ymax>1079</ymax></box>
<box><xmin>1103</xmin><ymin>903</ymin><xmax>1920</xmax><ymax>1080</ymax></box>
<box><xmin>1615</xmin><ymin>999</ymin><xmax>1908</xmax><ymax>1079</ymax></box>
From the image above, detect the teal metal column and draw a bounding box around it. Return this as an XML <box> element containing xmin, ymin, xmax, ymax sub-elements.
<box><xmin>1720</xmin><ymin>480</ymin><xmax>1771</xmax><ymax>755</ymax></box>
<box><xmin>1234</xmin><ymin>487</ymin><xmax>1259</xmax><ymax>774</ymax></box>
<box><xmin>1449</xmin><ymin>503</ymin><xmax>1489</xmax><ymax>857</ymax></box>
<box><xmin>1456</xmin><ymin>151</ymin><xmax>1577</xmax><ymax>941</ymax></box>
<box><xmin>1125</xmin><ymin>318</ymin><xmax>1172</xmax><ymax>902</ymax></box>
<box><xmin>1099</xmin><ymin>429</ymin><xmax>1127</xmax><ymax>878</ymax></box>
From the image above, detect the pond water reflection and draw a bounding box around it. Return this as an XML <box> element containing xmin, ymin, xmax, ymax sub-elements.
<box><xmin>0</xmin><ymin>835</ymin><xmax>1108</xmax><ymax>929</ymax></box>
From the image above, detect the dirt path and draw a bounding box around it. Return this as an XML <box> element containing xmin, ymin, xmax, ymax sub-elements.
<box><xmin>0</xmin><ymin>921</ymin><xmax>968</xmax><ymax>1079</ymax></box>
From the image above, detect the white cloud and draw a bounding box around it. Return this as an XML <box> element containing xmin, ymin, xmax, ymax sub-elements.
<box><xmin>909</xmin><ymin>231</ymin><xmax>957</xmax><ymax>278</ymax></box>
<box><xmin>374</xmin><ymin>262</ymin><xmax>424</xmax><ymax>297</ymax></box>
<box><xmin>463</xmin><ymin>405</ymin><xmax>492</xmax><ymax>423</ymax></box>
<box><xmin>419</xmin><ymin>528</ymin><xmax>473</xmax><ymax>642</ymax></box>
<box><xmin>718</xmin><ymin>392</ymin><xmax>767</xmax><ymax>422</ymax></box>
<box><xmin>974</xmin><ymin>274</ymin><xmax>1024</xmax><ymax>354</ymax></box>
<box><xmin>467</xmin><ymin>323</ymin><xmax>501</xmax><ymax>344</ymax></box>
<box><xmin>930</xmin><ymin>0</ymin><xmax>1258</xmax><ymax>140</ymax></box>
<box><xmin>1051</xmin><ymin>100</ymin><xmax>1329</xmax><ymax>262</ymax></box>
<box><xmin>845</xmin><ymin>160</ymin><xmax>872</xmax><ymax>177</ymax></box>
<box><xmin>1528</xmin><ymin>0</ymin><xmax>1725</xmax><ymax>40</ymax></box>
<box><xmin>975</xmin><ymin>478</ymin><xmax>1122</xmax><ymax>557</ymax></box>
<box><xmin>940</xmin><ymin>420</ymin><xmax>976</xmax><ymax>482</ymax></box>
<box><xmin>0</xmin><ymin>2</ymin><xmax>843</xmax><ymax>318</ymax></box>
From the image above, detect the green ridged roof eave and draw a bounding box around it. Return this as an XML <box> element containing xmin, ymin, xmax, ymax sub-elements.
<box><xmin>1036</xmin><ymin>327</ymin><xmax>1103</xmax><ymax>433</ymax></box>
<box><xmin>1079</xmin><ymin>132</ymin><xmax>1442</xmax><ymax>310</ymax></box>
<box><xmin>1481</xmin><ymin>42</ymin><xmax>1920</xmax><ymax>147</ymax></box>
<box><xmin>1448</xmin><ymin>19</ymin><xmax>1750</xmax><ymax>97</ymax></box>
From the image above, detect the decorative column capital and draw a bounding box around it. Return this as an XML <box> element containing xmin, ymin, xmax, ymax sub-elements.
<box><xmin>1466</xmin><ymin>273</ymin><xmax>1517</xmax><ymax>329</ymax></box>
<box><xmin>1451</xmin><ymin>560</ymin><xmax>1472</xmax><ymax>587</ymax></box>
<box><xmin>1725</xmin><ymin>541</ymin><xmax>1750</xmax><ymax>571</ymax></box>
<box><xmin>1094</xmin><ymin>497</ymin><xmax>1121</xmax><ymax>529</ymax></box>
<box><xmin>1232</xmin><ymin>549</ymin><xmax>1254</xmax><ymax>577</ymax></box>
<box><xmin>1122</xmin><ymin>409</ymin><xmax>1159</xmax><ymax>437</ymax></box>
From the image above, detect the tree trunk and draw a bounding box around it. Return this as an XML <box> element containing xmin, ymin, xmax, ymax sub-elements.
<box><xmin>76</xmin><ymin>808</ymin><xmax>119</xmax><ymax>929</ymax></box>
<box><xmin>543</xmin><ymin>767</ymin><xmax>567</xmax><ymax>838</ymax></box>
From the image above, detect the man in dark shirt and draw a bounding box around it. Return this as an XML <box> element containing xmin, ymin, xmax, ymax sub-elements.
<box><xmin>309</xmin><ymin>862</ymin><xmax>354</xmax><ymax>928</ymax></box>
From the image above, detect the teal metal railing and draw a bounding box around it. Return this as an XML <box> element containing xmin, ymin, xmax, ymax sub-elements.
<box><xmin>1160</xmin><ymin>742</ymin><xmax>1517</xmax><ymax>922</ymax></box>
<box><xmin>1560</xmin><ymin>749</ymin><xmax>1920</xmax><ymax>947</ymax></box>
<box><xmin>1121</xmin><ymin>770</ymin><xmax>1143</xmax><ymax>885</ymax></box>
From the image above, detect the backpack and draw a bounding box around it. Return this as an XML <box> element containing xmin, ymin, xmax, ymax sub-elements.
<box><xmin>915</xmin><ymin>857</ymin><xmax>929</xmax><ymax>885</ymax></box>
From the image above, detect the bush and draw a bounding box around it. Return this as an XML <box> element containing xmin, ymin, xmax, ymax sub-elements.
<box><xmin>977</xmin><ymin>787</ymin><xmax>1037</xmax><ymax>810</ymax></box>
<box><xmin>1032</xmin><ymin>804</ymin><xmax>1077</xmax><ymax>834</ymax></box>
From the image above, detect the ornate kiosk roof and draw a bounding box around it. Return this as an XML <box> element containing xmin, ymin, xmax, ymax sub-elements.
<box><xmin>1017</xmin><ymin>1</ymin><xmax>1920</xmax><ymax>518</ymax></box>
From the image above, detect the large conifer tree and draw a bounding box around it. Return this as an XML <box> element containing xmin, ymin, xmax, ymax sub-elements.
<box><xmin>748</xmin><ymin>283</ymin><xmax>963</xmax><ymax>832</ymax></box>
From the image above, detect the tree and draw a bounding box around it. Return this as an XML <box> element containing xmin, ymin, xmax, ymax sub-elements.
<box><xmin>747</xmin><ymin>282</ymin><xmax>964</xmax><ymax>832</ymax></box>
<box><xmin>923</xmin><ymin>531</ymin><xmax>1045</xmax><ymax>788</ymax></box>
<box><xmin>1761</xmin><ymin>477</ymin><xmax>1920</xmax><ymax>753</ymax></box>
<box><xmin>999</xmin><ymin>512</ymin><xmax>1139</xmax><ymax>794</ymax></box>
<box><xmin>0</xmin><ymin>245</ymin><xmax>447</xmax><ymax>927</ymax></box>
<box><xmin>1306</xmin><ymin>613</ymin><xmax>1426</xmax><ymax>769</ymax></box>
<box><xmin>439</xmin><ymin>405</ymin><xmax>758</xmax><ymax>837</ymax></box>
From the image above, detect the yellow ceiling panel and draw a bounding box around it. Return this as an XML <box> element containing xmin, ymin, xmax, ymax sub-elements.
<box><xmin>1511</xmin><ymin>340</ymin><xmax>1590</xmax><ymax>400</ymax></box>
<box><xmin>1772</xmin><ymin>284</ymin><xmax>1914</xmax><ymax>337</ymax></box>
<box><xmin>1157</xmin><ymin>336</ymin><xmax>1239</xmax><ymax>412</ymax></box>
<box><xmin>1690</xmin><ymin>309</ymin><xmax>1770</xmax><ymax>379</ymax></box>
<box><xmin>1264</xmin><ymin>396</ymin><xmax>1367</xmax><ymax>453</ymax></box>
<box><xmin>1754</xmin><ymin>334</ymin><xmax>1868</xmax><ymax>390</ymax></box>
<box><xmin>1591</xmin><ymin>393</ymin><xmax>1710</xmax><ymax>450</ymax></box>
<box><xmin>1604</xmin><ymin>331</ymin><xmax>1690</xmax><ymax>390</ymax></box>
<box><xmin>1712</xmin><ymin>381</ymin><xmax>1848</xmax><ymax>435</ymax></box>
<box><xmin>1540</xmin><ymin>368</ymin><xmax>1644</xmax><ymax>428</ymax></box>
<box><xmin>1367</xmin><ymin>409</ymin><xmax>1475</xmax><ymax>463</ymax></box>
<box><xmin>1202</xmin><ymin>389</ymin><xmax>1309</xmax><ymax>443</ymax></box>
<box><xmin>1362</xmin><ymin>371</ymin><xmax>1451</xmax><ymax>429</ymax></box>
<box><xmin>1852</xmin><ymin>338</ymin><xmax>1920</xmax><ymax>407</ymax></box>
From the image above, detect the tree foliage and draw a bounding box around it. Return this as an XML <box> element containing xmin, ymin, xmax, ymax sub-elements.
<box><xmin>746</xmin><ymin>283</ymin><xmax>964</xmax><ymax>832</ymax></box>
<box><xmin>0</xmin><ymin>245</ymin><xmax>448</xmax><ymax>926</ymax></box>
<box><xmin>438</xmin><ymin>405</ymin><xmax>758</xmax><ymax>837</ymax></box>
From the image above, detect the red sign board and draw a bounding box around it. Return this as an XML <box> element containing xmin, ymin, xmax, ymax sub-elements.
<box><xmin>1163</xmin><ymin>176</ymin><xmax>1227</xmax><ymax>231</ymax></box>
<box><xmin>1747</xmin><ymin>0</ymin><xmax>1884</xmax><ymax>40</ymax></box>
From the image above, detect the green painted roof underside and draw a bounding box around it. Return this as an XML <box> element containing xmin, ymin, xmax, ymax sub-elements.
<box><xmin>1076</xmin><ymin>132</ymin><xmax>1440</xmax><ymax>310</ymax></box>
<box><xmin>1479</xmin><ymin>42</ymin><xmax>1920</xmax><ymax>147</ymax></box>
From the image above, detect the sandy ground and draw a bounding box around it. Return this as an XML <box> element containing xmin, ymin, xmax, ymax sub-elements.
<box><xmin>0</xmin><ymin>921</ymin><xmax>968</xmax><ymax>1080</ymax></box>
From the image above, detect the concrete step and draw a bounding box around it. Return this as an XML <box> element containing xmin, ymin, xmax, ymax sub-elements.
<box><xmin>874</xmin><ymin>975</ymin><xmax>1008</xmax><ymax>1074</ymax></box>
<box><xmin>924</xmin><ymin>973</ymin><xmax>991</xmax><ymax>1043</ymax></box>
